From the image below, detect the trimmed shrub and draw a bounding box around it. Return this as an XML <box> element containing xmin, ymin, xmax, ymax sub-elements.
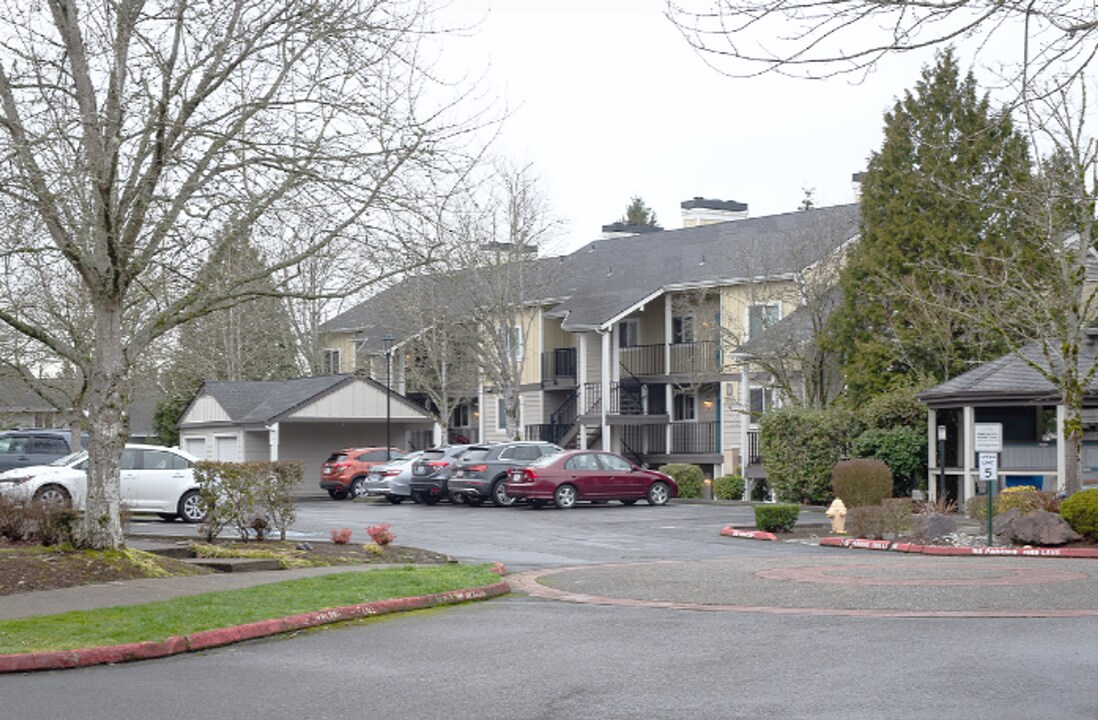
<box><xmin>1061</xmin><ymin>489</ymin><xmax>1098</xmax><ymax>541</ymax></box>
<box><xmin>195</xmin><ymin>460</ymin><xmax>301</xmax><ymax>541</ymax></box>
<box><xmin>967</xmin><ymin>487</ymin><xmax>1060</xmax><ymax>521</ymax></box>
<box><xmin>760</xmin><ymin>406</ymin><xmax>859</xmax><ymax>505</ymax></box>
<box><xmin>658</xmin><ymin>464</ymin><xmax>704</xmax><ymax>499</ymax></box>
<box><xmin>832</xmin><ymin>459</ymin><xmax>892</xmax><ymax>508</ymax></box>
<box><xmin>754</xmin><ymin>504</ymin><xmax>800</xmax><ymax>533</ymax></box>
<box><xmin>847</xmin><ymin>500</ymin><xmax>911</xmax><ymax>540</ymax></box>
<box><xmin>850</xmin><ymin>426</ymin><xmax>926</xmax><ymax>497</ymax></box>
<box><xmin>713</xmin><ymin>474</ymin><xmax>745</xmax><ymax>501</ymax></box>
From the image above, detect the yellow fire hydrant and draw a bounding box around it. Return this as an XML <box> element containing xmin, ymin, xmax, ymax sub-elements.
<box><xmin>825</xmin><ymin>498</ymin><xmax>847</xmax><ymax>535</ymax></box>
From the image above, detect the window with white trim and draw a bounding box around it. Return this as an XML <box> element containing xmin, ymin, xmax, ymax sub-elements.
<box><xmin>672</xmin><ymin>315</ymin><xmax>695</xmax><ymax>344</ymax></box>
<box><xmin>497</xmin><ymin>397</ymin><xmax>509</xmax><ymax>431</ymax></box>
<box><xmin>322</xmin><ymin>348</ymin><xmax>341</xmax><ymax>374</ymax></box>
<box><xmin>673</xmin><ymin>391</ymin><xmax>696</xmax><ymax>421</ymax></box>
<box><xmin>618</xmin><ymin>318</ymin><xmax>640</xmax><ymax>348</ymax></box>
<box><xmin>748</xmin><ymin>304</ymin><xmax>780</xmax><ymax>340</ymax></box>
<box><xmin>749</xmin><ymin>387</ymin><xmax>776</xmax><ymax>424</ymax></box>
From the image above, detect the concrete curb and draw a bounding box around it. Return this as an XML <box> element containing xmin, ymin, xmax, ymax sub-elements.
<box><xmin>719</xmin><ymin>527</ymin><xmax>778</xmax><ymax>541</ymax></box>
<box><xmin>0</xmin><ymin>565</ymin><xmax>510</xmax><ymax>674</ymax></box>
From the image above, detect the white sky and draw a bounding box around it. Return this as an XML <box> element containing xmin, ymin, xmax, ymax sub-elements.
<box><xmin>436</xmin><ymin>0</ymin><xmax>953</xmax><ymax>253</ymax></box>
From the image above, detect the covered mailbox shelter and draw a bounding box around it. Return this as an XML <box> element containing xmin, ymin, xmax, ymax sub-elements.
<box><xmin>178</xmin><ymin>376</ymin><xmax>439</xmax><ymax>496</ymax></box>
<box><xmin>919</xmin><ymin>341</ymin><xmax>1098</xmax><ymax>507</ymax></box>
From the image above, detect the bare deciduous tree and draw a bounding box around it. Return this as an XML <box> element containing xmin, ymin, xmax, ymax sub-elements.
<box><xmin>0</xmin><ymin>0</ymin><xmax>482</xmax><ymax>548</ymax></box>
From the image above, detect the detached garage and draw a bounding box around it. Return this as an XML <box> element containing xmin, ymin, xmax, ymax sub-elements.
<box><xmin>178</xmin><ymin>376</ymin><xmax>439</xmax><ymax>497</ymax></box>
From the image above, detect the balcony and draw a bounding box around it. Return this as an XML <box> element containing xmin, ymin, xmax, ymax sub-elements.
<box><xmin>583</xmin><ymin>382</ymin><xmax>666</xmax><ymax>418</ymax></box>
<box><xmin>619</xmin><ymin>341</ymin><xmax>720</xmax><ymax>378</ymax></box>
<box><xmin>541</xmin><ymin>347</ymin><xmax>577</xmax><ymax>388</ymax></box>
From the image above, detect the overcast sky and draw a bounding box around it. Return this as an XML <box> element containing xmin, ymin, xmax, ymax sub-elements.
<box><xmin>437</xmin><ymin>0</ymin><xmax>964</xmax><ymax>253</ymax></box>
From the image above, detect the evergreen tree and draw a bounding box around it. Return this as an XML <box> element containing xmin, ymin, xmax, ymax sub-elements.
<box><xmin>828</xmin><ymin>49</ymin><xmax>1035</xmax><ymax>403</ymax></box>
<box><xmin>620</xmin><ymin>196</ymin><xmax>659</xmax><ymax>227</ymax></box>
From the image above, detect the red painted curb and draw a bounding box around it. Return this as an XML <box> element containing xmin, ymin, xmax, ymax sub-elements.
<box><xmin>819</xmin><ymin>537</ymin><xmax>1098</xmax><ymax>559</ymax></box>
<box><xmin>0</xmin><ymin>580</ymin><xmax>510</xmax><ymax>674</ymax></box>
<box><xmin>720</xmin><ymin>526</ymin><xmax>777</xmax><ymax>541</ymax></box>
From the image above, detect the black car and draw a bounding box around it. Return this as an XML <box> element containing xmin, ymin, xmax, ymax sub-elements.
<box><xmin>449</xmin><ymin>441</ymin><xmax>562</xmax><ymax>507</ymax></box>
<box><xmin>409</xmin><ymin>444</ymin><xmax>474</xmax><ymax>505</ymax></box>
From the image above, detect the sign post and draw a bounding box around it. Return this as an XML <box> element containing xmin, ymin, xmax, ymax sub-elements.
<box><xmin>974</xmin><ymin>423</ymin><xmax>1003</xmax><ymax>547</ymax></box>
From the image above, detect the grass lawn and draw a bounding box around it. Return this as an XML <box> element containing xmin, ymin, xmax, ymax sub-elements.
<box><xmin>0</xmin><ymin>565</ymin><xmax>502</xmax><ymax>654</ymax></box>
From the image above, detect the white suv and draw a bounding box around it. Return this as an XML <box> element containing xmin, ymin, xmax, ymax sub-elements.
<box><xmin>0</xmin><ymin>444</ymin><xmax>205</xmax><ymax>523</ymax></box>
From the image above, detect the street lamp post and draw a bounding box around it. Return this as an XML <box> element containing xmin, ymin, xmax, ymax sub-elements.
<box><xmin>937</xmin><ymin>424</ymin><xmax>947</xmax><ymax>505</ymax></box>
<box><xmin>383</xmin><ymin>334</ymin><xmax>394</xmax><ymax>461</ymax></box>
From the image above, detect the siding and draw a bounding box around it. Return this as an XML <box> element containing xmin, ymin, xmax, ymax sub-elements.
<box><xmin>291</xmin><ymin>382</ymin><xmax>428</xmax><ymax>420</ymax></box>
<box><xmin>182</xmin><ymin>395</ymin><xmax>230</xmax><ymax>424</ymax></box>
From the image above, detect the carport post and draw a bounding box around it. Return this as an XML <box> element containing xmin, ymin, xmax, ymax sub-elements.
<box><xmin>384</xmin><ymin>334</ymin><xmax>395</xmax><ymax>460</ymax></box>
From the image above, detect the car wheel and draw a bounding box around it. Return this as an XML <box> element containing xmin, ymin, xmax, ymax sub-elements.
<box><xmin>646</xmin><ymin>481</ymin><xmax>671</xmax><ymax>506</ymax></box>
<box><xmin>553</xmin><ymin>484</ymin><xmax>577</xmax><ymax>509</ymax></box>
<box><xmin>387</xmin><ymin>496</ymin><xmax>404</xmax><ymax>504</ymax></box>
<box><xmin>491</xmin><ymin>477</ymin><xmax>515</xmax><ymax>507</ymax></box>
<box><xmin>178</xmin><ymin>490</ymin><xmax>206</xmax><ymax>523</ymax></box>
<box><xmin>620</xmin><ymin>499</ymin><xmax>637</xmax><ymax>506</ymax></box>
<box><xmin>349</xmin><ymin>476</ymin><xmax>370</xmax><ymax>499</ymax></box>
<box><xmin>33</xmin><ymin>484</ymin><xmax>71</xmax><ymax>508</ymax></box>
<box><xmin>327</xmin><ymin>488</ymin><xmax>348</xmax><ymax>500</ymax></box>
<box><xmin>157</xmin><ymin>513</ymin><xmax>178</xmax><ymax>522</ymax></box>
<box><xmin>450</xmin><ymin>492</ymin><xmax>467</xmax><ymax>505</ymax></box>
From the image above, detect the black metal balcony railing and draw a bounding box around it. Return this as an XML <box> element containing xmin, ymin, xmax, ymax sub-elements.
<box><xmin>670</xmin><ymin>340</ymin><xmax>720</xmax><ymax>374</ymax></box>
<box><xmin>619</xmin><ymin>341</ymin><xmax>721</xmax><ymax>377</ymax></box>
<box><xmin>583</xmin><ymin>382</ymin><xmax>652</xmax><ymax>416</ymax></box>
<box><xmin>747</xmin><ymin>430</ymin><xmax>762</xmax><ymax>465</ymax></box>
<box><xmin>671</xmin><ymin>421</ymin><xmax>718</xmax><ymax>454</ymax></box>
<box><xmin>541</xmin><ymin>347</ymin><xmax>577</xmax><ymax>387</ymax></box>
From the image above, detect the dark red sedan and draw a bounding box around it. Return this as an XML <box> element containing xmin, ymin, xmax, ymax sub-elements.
<box><xmin>504</xmin><ymin>450</ymin><xmax>678</xmax><ymax>509</ymax></box>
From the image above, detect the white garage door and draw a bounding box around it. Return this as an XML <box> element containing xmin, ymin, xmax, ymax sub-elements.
<box><xmin>214</xmin><ymin>435</ymin><xmax>239</xmax><ymax>462</ymax></box>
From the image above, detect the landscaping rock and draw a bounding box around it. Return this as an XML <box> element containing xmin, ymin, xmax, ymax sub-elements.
<box><xmin>911</xmin><ymin>513</ymin><xmax>957</xmax><ymax>542</ymax></box>
<box><xmin>995</xmin><ymin>509</ymin><xmax>1080</xmax><ymax>546</ymax></box>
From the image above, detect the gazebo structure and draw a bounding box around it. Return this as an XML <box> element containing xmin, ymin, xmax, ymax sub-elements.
<box><xmin>919</xmin><ymin>342</ymin><xmax>1098</xmax><ymax>507</ymax></box>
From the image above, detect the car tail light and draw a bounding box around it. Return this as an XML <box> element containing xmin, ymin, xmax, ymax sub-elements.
<box><xmin>464</xmin><ymin>464</ymin><xmax>487</xmax><ymax>473</ymax></box>
<box><xmin>522</xmin><ymin>468</ymin><xmax>537</xmax><ymax>481</ymax></box>
<box><xmin>382</xmin><ymin>469</ymin><xmax>400</xmax><ymax>477</ymax></box>
<box><xmin>426</xmin><ymin>461</ymin><xmax>449</xmax><ymax>469</ymax></box>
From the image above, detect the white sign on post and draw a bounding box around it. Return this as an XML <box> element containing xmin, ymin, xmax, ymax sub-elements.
<box><xmin>978</xmin><ymin>452</ymin><xmax>998</xmax><ymax>483</ymax></box>
<box><xmin>974</xmin><ymin>423</ymin><xmax>1003</xmax><ymax>452</ymax></box>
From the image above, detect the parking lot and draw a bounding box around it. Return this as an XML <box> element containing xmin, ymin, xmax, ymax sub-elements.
<box><xmin>127</xmin><ymin>497</ymin><xmax>831</xmax><ymax>571</ymax></box>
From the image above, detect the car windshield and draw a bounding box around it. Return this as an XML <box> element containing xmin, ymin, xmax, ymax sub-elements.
<box><xmin>49</xmin><ymin>451</ymin><xmax>87</xmax><ymax>467</ymax></box>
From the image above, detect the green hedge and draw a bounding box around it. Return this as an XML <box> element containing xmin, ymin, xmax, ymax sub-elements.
<box><xmin>658</xmin><ymin>463</ymin><xmax>704</xmax><ymax>499</ymax></box>
<box><xmin>754</xmin><ymin>504</ymin><xmax>800</xmax><ymax>533</ymax></box>
<box><xmin>1061</xmin><ymin>489</ymin><xmax>1098</xmax><ymax>541</ymax></box>
<box><xmin>713</xmin><ymin>474</ymin><xmax>745</xmax><ymax>501</ymax></box>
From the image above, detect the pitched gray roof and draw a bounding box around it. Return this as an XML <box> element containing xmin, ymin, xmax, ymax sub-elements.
<box><xmin>318</xmin><ymin>204</ymin><xmax>860</xmax><ymax>343</ymax></box>
<box><xmin>919</xmin><ymin>342</ymin><xmax>1098</xmax><ymax>407</ymax></box>
<box><xmin>547</xmin><ymin>204</ymin><xmax>859</xmax><ymax>330</ymax></box>
<box><xmin>197</xmin><ymin>376</ymin><xmax>351</xmax><ymax>423</ymax></box>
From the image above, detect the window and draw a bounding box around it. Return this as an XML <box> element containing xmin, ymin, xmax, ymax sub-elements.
<box><xmin>598</xmin><ymin>453</ymin><xmax>632</xmax><ymax>471</ymax></box>
<box><xmin>618</xmin><ymin>319</ymin><xmax>640</xmax><ymax>348</ymax></box>
<box><xmin>565</xmin><ymin>453</ymin><xmax>599</xmax><ymax>471</ymax></box>
<box><xmin>452</xmin><ymin>404</ymin><xmax>471</xmax><ymax>428</ymax></box>
<box><xmin>672</xmin><ymin>315</ymin><xmax>695</xmax><ymax>344</ymax></box>
<box><xmin>749</xmin><ymin>387</ymin><xmax>775</xmax><ymax>424</ymax></box>
<box><xmin>748</xmin><ymin>304</ymin><xmax>780</xmax><ymax>340</ymax></box>
<box><xmin>673</xmin><ymin>391</ymin><xmax>696</xmax><ymax>421</ymax></box>
<box><xmin>497</xmin><ymin>397</ymin><xmax>508</xmax><ymax>431</ymax></box>
<box><xmin>503</xmin><ymin>445</ymin><xmax>543</xmax><ymax>462</ymax></box>
<box><xmin>506</xmin><ymin>326</ymin><xmax>524</xmax><ymax>362</ymax></box>
<box><xmin>322</xmin><ymin>348</ymin><xmax>341</xmax><ymax>374</ymax></box>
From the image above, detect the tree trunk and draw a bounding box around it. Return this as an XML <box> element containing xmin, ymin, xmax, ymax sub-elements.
<box><xmin>80</xmin><ymin>304</ymin><xmax>128</xmax><ymax>550</ymax></box>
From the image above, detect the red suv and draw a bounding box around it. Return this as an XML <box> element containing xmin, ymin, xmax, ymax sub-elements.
<box><xmin>320</xmin><ymin>447</ymin><xmax>403</xmax><ymax>500</ymax></box>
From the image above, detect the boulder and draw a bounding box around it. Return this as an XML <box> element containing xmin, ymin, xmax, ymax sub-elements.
<box><xmin>911</xmin><ymin>513</ymin><xmax>957</xmax><ymax>542</ymax></box>
<box><xmin>996</xmin><ymin>509</ymin><xmax>1081</xmax><ymax>546</ymax></box>
<box><xmin>992</xmin><ymin>508</ymin><xmax>1023</xmax><ymax>543</ymax></box>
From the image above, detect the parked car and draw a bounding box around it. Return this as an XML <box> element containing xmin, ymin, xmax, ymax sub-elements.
<box><xmin>409</xmin><ymin>444</ymin><xmax>474</xmax><ymax>505</ymax></box>
<box><xmin>320</xmin><ymin>447</ymin><xmax>404</xmax><ymax>500</ymax></box>
<box><xmin>450</xmin><ymin>441</ymin><xmax>562</xmax><ymax>507</ymax></box>
<box><xmin>0</xmin><ymin>444</ymin><xmax>207</xmax><ymax>522</ymax></box>
<box><xmin>0</xmin><ymin>430</ymin><xmax>78</xmax><ymax>472</ymax></box>
<box><xmin>363</xmin><ymin>450</ymin><xmax>425</xmax><ymax>503</ymax></box>
<box><xmin>504</xmin><ymin>450</ymin><xmax>678</xmax><ymax>509</ymax></box>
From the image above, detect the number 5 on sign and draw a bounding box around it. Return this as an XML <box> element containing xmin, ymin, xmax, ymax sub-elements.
<box><xmin>978</xmin><ymin>452</ymin><xmax>998</xmax><ymax>482</ymax></box>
